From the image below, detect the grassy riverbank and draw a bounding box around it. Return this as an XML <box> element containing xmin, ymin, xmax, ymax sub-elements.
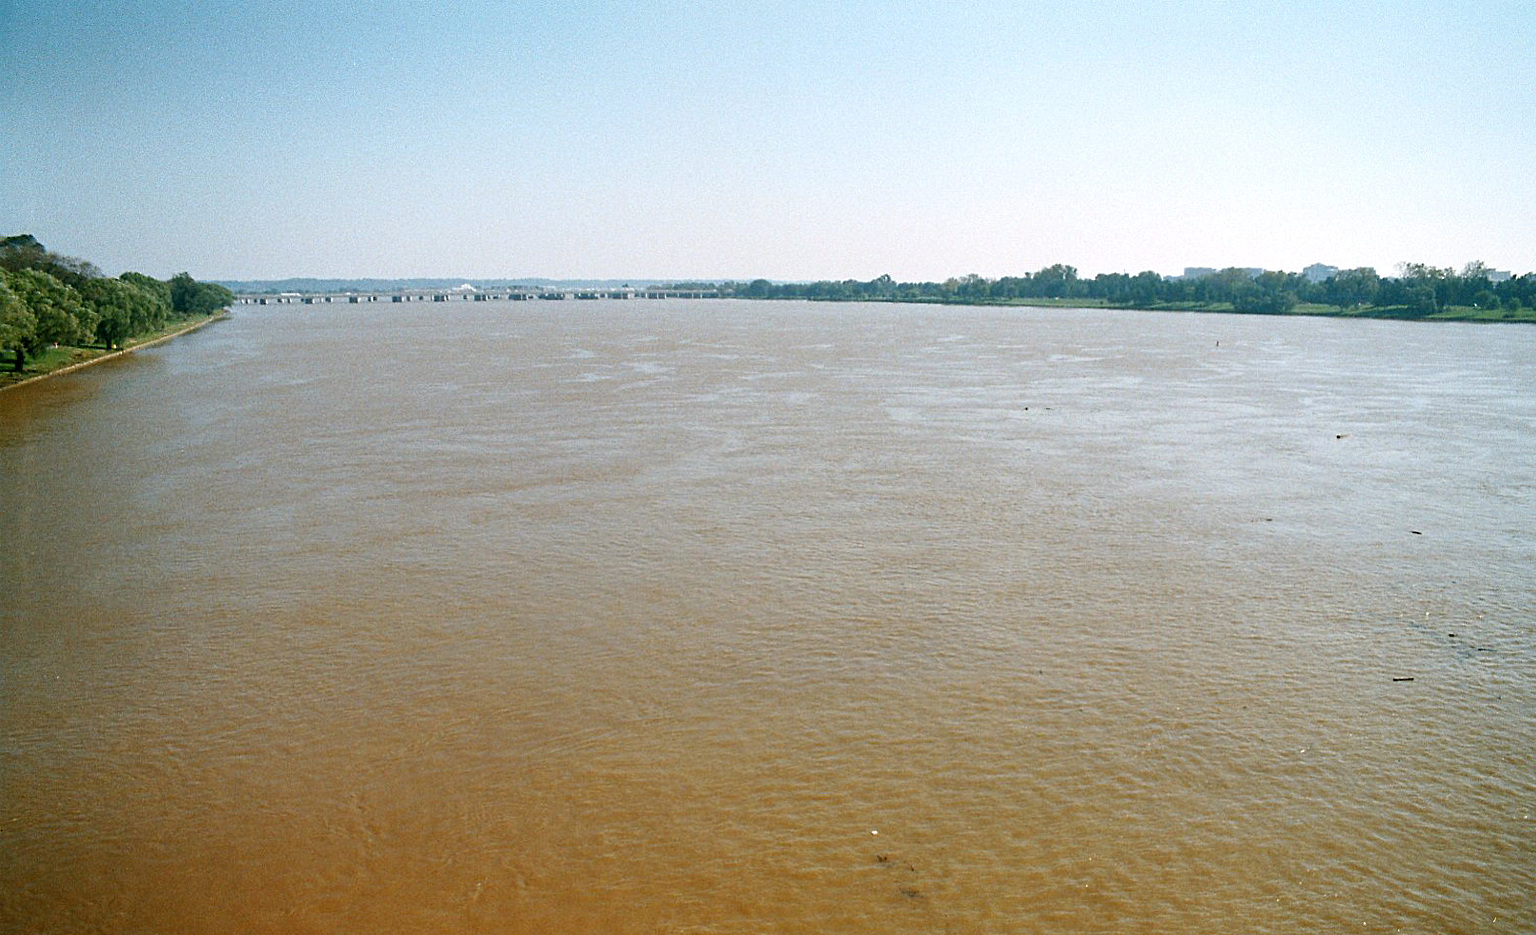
<box><xmin>891</xmin><ymin>295</ymin><xmax>1536</xmax><ymax>322</ymax></box>
<box><xmin>0</xmin><ymin>310</ymin><xmax>228</xmax><ymax>391</ymax></box>
<box><xmin>1140</xmin><ymin>300</ymin><xmax>1535</xmax><ymax>322</ymax></box>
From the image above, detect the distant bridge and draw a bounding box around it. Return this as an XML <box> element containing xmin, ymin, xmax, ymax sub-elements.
<box><xmin>233</xmin><ymin>288</ymin><xmax>721</xmax><ymax>305</ymax></box>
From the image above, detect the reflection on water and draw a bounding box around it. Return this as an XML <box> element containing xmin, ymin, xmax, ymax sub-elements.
<box><xmin>2</xmin><ymin>301</ymin><xmax>1533</xmax><ymax>933</ymax></box>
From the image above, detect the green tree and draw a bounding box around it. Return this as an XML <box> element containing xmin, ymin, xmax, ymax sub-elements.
<box><xmin>0</xmin><ymin>234</ymin><xmax>102</xmax><ymax>289</ymax></box>
<box><xmin>1396</xmin><ymin>263</ymin><xmax>1450</xmax><ymax>315</ymax></box>
<box><xmin>954</xmin><ymin>273</ymin><xmax>989</xmax><ymax>300</ymax></box>
<box><xmin>1096</xmin><ymin>272</ymin><xmax>1132</xmax><ymax>305</ymax></box>
<box><xmin>82</xmin><ymin>278</ymin><xmax>158</xmax><ymax>349</ymax></box>
<box><xmin>1128</xmin><ymin>270</ymin><xmax>1162</xmax><ymax>306</ymax></box>
<box><xmin>1201</xmin><ymin>268</ymin><xmax>1259</xmax><ymax>306</ymax></box>
<box><xmin>3</xmin><ymin>268</ymin><xmax>91</xmax><ymax>349</ymax></box>
<box><xmin>1324</xmin><ymin>268</ymin><xmax>1380</xmax><ymax>310</ymax></box>
<box><xmin>121</xmin><ymin>272</ymin><xmax>173</xmax><ymax>312</ymax></box>
<box><xmin>1403</xmin><ymin>282</ymin><xmax>1438</xmax><ymax>316</ymax></box>
<box><xmin>0</xmin><ymin>276</ymin><xmax>37</xmax><ymax>372</ymax></box>
<box><xmin>169</xmin><ymin>272</ymin><xmax>234</xmax><ymax>315</ymax></box>
<box><xmin>169</xmin><ymin>272</ymin><xmax>200</xmax><ymax>314</ymax></box>
<box><xmin>0</xmin><ymin>234</ymin><xmax>48</xmax><ymax>273</ymax></box>
<box><xmin>1232</xmin><ymin>271</ymin><xmax>1299</xmax><ymax>314</ymax></box>
<box><xmin>203</xmin><ymin>281</ymin><xmax>234</xmax><ymax>313</ymax></box>
<box><xmin>120</xmin><ymin>273</ymin><xmax>172</xmax><ymax>330</ymax></box>
<box><xmin>1034</xmin><ymin>264</ymin><xmax>1079</xmax><ymax>298</ymax></box>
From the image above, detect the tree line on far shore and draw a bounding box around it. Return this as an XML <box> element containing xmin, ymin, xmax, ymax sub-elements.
<box><xmin>718</xmin><ymin>262</ymin><xmax>1535</xmax><ymax>317</ymax></box>
<box><xmin>0</xmin><ymin>235</ymin><xmax>234</xmax><ymax>373</ymax></box>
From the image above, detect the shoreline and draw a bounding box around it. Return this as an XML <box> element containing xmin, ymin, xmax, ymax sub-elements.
<box><xmin>0</xmin><ymin>310</ymin><xmax>229</xmax><ymax>393</ymax></box>
<box><xmin>735</xmin><ymin>295</ymin><xmax>1535</xmax><ymax>323</ymax></box>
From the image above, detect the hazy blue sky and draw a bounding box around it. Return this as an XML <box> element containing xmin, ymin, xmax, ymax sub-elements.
<box><xmin>4</xmin><ymin>0</ymin><xmax>1532</xmax><ymax>281</ymax></box>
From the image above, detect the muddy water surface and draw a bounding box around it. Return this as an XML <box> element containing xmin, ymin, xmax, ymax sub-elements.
<box><xmin>2</xmin><ymin>300</ymin><xmax>1533</xmax><ymax>933</ymax></box>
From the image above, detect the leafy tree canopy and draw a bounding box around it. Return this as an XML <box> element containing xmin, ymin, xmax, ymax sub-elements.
<box><xmin>170</xmin><ymin>272</ymin><xmax>234</xmax><ymax>316</ymax></box>
<box><xmin>0</xmin><ymin>235</ymin><xmax>102</xmax><ymax>288</ymax></box>
<box><xmin>1</xmin><ymin>268</ymin><xmax>91</xmax><ymax>349</ymax></box>
<box><xmin>0</xmin><ymin>276</ymin><xmax>38</xmax><ymax>371</ymax></box>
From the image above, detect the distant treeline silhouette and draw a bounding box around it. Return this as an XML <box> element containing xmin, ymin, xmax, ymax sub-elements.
<box><xmin>710</xmin><ymin>262</ymin><xmax>1533</xmax><ymax>317</ymax></box>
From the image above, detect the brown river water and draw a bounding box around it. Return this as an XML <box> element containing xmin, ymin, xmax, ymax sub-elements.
<box><xmin>2</xmin><ymin>299</ymin><xmax>1532</xmax><ymax>933</ymax></box>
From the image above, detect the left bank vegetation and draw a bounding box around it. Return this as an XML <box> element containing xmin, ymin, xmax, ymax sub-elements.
<box><xmin>0</xmin><ymin>234</ymin><xmax>233</xmax><ymax>387</ymax></box>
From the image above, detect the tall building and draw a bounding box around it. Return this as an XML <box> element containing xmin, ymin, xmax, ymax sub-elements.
<box><xmin>1303</xmin><ymin>263</ymin><xmax>1339</xmax><ymax>283</ymax></box>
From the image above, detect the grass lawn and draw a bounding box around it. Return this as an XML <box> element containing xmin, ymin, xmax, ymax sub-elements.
<box><xmin>1429</xmin><ymin>304</ymin><xmax>1536</xmax><ymax>323</ymax></box>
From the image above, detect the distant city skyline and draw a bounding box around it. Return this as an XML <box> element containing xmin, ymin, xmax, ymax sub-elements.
<box><xmin>4</xmin><ymin>1</ymin><xmax>1533</xmax><ymax>282</ymax></box>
